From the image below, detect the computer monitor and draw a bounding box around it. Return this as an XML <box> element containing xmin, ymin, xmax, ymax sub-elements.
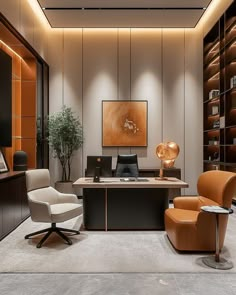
<box><xmin>86</xmin><ymin>156</ymin><xmax>112</xmax><ymax>177</ymax></box>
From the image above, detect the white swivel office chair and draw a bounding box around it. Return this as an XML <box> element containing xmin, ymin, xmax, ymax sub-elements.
<box><xmin>25</xmin><ymin>169</ymin><xmax>83</xmax><ymax>248</ymax></box>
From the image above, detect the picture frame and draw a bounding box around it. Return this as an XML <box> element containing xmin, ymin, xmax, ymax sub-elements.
<box><xmin>102</xmin><ymin>100</ymin><xmax>148</xmax><ymax>147</ymax></box>
<box><xmin>0</xmin><ymin>150</ymin><xmax>9</xmax><ymax>173</ymax></box>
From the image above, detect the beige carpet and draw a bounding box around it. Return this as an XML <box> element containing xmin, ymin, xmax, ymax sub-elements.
<box><xmin>0</xmin><ymin>210</ymin><xmax>236</xmax><ymax>273</ymax></box>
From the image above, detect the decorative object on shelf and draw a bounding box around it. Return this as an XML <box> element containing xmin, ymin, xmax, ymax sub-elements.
<box><xmin>233</xmin><ymin>138</ymin><xmax>236</xmax><ymax>144</ymax></box>
<box><xmin>0</xmin><ymin>149</ymin><xmax>8</xmax><ymax>173</ymax></box>
<box><xmin>213</xmin><ymin>152</ymin><xmax>220</xmax><ymax>161</ymax></box>
<box><xmin>213</xmin><ymin>119</ymin><xmax>220</xmax><ymax>128</ymax></box>
<box><xmin>209</xmin><ymin>89</ymin><xmax>220</xmax><ymax>100</ymax></box>
<box><xmin>230</xmin><ymin>76</ymin><xmax>236</xmax><ymax>88</ymax></box>
<box><xmin>102</xmin><ymin>100</ymin><xmax>147</xmax><ymax>147</ymax></box>
<box><xmin>13</xmin><ymin>150</ymin><xmax>27</xmax><ymax>171</ymax></box>
<box><xmin>155</xmin><ymin>141</ymin><xmax>179</xmax><ymax>179</ymax></box>
<box><xmin>47</xmin><ymin>106</ymin><xmax>83</xmax><ymax>189</ymax></box>
<box><xmin>220</xmin><ymin>116</ymin><xmax>225</xmax><ymax>128</ymax></box>
<box><xmin>209</xmin><ymin>137</ymin><xmax>219</xmax><ymax>146</ymax></box>
<box><xmin>211</xmin><ymin>105</ymin><xmax>219</xmax><ymax>115</ymax></box>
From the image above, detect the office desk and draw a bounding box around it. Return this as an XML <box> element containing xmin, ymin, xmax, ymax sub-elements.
<box><xmin>73</xmin><ymin>177</ymin><xmax>188</xmax><ymax>231</ymax></box>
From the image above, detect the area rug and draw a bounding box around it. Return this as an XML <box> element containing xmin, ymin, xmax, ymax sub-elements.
<box><xmin>0</xmin><ymin>210</ymin><xmax>236</xmax><ymax>273</ymax></box>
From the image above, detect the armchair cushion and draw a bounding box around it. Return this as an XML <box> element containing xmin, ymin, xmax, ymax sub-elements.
<box><xmin>174</xmin><ymin>196</ymin><xmax>219</xmax><ymax>211</ymax></box>
<box><xmin>51</xmin><ymin>203</ymin><xmax>82</xmax><ymax>223</ymax></box>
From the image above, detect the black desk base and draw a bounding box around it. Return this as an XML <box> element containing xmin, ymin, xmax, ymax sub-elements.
<box><xmin>83</xmin><ymin>188</ymin><xmax>169</xmax><ymax>230</ymax></box>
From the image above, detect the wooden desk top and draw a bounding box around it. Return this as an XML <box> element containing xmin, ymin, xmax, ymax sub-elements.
<box><xmin>73</xmin><ymin>177</ymin><xmax>188</xmax><ymax>189</ymax></box>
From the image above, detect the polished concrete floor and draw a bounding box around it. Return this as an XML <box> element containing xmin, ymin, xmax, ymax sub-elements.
<box><xmin>0</xmin><ymin>273</ymin><xmax>235</xmax><ymax>295</ymax></box>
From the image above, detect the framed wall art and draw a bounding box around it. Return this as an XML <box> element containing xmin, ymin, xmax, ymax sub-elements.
<box><xmin>0</xmin><ymin>149</ymin><xmax>9</xmax><ymax>173</ymax></box>
<box><xmin>102</xmin><ymin>100</ymin><xmax>148</xmax><ymax>147</ymax></box>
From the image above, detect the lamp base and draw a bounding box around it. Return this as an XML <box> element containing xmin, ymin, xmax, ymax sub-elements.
<box><xmin>202</xmin><ymin>256</ymin><xmax>233</xmax><ymax>270</ymax></box>
<box><xmin>155</xmin><ymin>177</ymin><xmax>169</xmax><ymax>181</ymax></box>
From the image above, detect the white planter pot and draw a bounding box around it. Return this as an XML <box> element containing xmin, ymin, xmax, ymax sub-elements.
<box><xmin>55</xmin><ymin>181</ymin><xmax>75</xmax><ymax>194</ymax></box>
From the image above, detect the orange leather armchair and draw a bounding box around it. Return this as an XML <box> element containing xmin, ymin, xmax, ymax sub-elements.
<box><xmin>165</xmin><ymin>170</ymin><xmax>236</xmax><ymax>251</ymax></box>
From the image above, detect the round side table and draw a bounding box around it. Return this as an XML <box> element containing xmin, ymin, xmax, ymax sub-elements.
<box><xmin>201</xmin><ymin>206</ymin><xmax>233</xmax><ymax>270</ymax></box>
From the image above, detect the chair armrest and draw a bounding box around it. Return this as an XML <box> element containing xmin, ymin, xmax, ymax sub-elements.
<box><xmin>58</xmin><ymin>193</ymin><xmax>79</xmax><ymax>204</ymax></box>
<box><xmin>174</xmin><ymin>196</ymin><xmax>201</xmax><ymax>211</ymax></box>
<box><xmin>28</xmin><ymin>199</ymin><xmax>52</xmax><ymax>222</ymax></box>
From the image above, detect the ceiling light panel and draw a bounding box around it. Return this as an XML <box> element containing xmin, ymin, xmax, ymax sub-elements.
<box><xmin>43</xmin><ymin>9</ymin><xmax>204</xmax><ymax>28</ymax></box>
<box><xmin>38</xmin><ymin>0</ymin><xmax>211</xmax><ymax>9</ymax></box>
<box><xmin>37</xmin><ymin>0</ymin><xmax>212</xmax><ymax>28</ymax></box>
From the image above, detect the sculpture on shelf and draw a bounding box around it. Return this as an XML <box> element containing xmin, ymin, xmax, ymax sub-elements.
<box><xmin>155</xmin><ymin>141</ymin><xmax>180</xmax><ymax>179</ymax></box>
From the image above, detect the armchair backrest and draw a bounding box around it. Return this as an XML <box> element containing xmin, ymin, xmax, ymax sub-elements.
<box><xmin>26</xmin><ymin>169</ymin><xmax>50</xmax><ymax>192</ymax></box>
<box><xmin>115</xmin><ymin>154</ymin><xmax>139</xmax><ymax>177</ymax></box>
<box><xmin>197</xmin><ymin>170</ymin><xmax>236</xmax><ymax>208</ymax></box>
<box><xmin>26</xmin><ymin>169</ymin><xmax>59</xmax><ymax>205</ymax></box>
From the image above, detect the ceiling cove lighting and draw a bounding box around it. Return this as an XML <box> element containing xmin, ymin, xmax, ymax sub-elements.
<box><xmin>0</xmin><ymin>40</ymin><xmax>22</xmax><ymax>60</ymax></box>
<box><xmin>196</xmin><ymin>0</ymin><xmax>231</xmax><ymax>29</ymax></box>
<box><xmin>27</xmin><ymin>0</ymin><xmax>50</xmax><ymax>28</ymax></box>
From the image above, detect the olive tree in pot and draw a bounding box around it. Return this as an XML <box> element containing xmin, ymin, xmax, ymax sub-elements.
<box><xmin>48</xmin><ymin>106</ymin><xmax>83</xmax><ymax>193</ymax></box>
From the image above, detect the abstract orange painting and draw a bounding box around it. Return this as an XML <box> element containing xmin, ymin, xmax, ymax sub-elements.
<box><xmin>102</xmin><ymin>100</ymin><xmax>148</xmax><ymax>147</ymax></box>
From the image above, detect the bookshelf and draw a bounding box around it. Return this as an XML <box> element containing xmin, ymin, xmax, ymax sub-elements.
<box><xmin>203</xmin><ymin>1</ymin><xmax>236</xmax><ymax>201</ymax></box>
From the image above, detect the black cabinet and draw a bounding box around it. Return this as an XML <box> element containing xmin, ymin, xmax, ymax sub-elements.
<box><xmin>138</xmin><ymin>168</ymin><xmax>181</xmax><ymax>201</ymax></box>
<box><xmin>0</xmin><ymin>171</ymin><xmax>29</xmax><ymax>240</ymax></box>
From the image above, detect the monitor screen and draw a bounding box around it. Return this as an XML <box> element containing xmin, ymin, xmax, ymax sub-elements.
<box><xmin>86</xmin><ymin>156</ymin><xmax>112</xmax><ymax>177</ymax></box>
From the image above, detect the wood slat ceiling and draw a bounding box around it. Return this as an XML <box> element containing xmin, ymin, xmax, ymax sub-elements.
<box><xmin>37</xmin><ymin>0</ymin><xmax>212</xmax><ymax>28</ymax></box>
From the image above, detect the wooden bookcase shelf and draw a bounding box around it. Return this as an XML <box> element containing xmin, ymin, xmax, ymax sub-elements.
<box><xmin>203</xmin><ymin>1</ymin><xmax>236</xmax><ymax>202</ymax></box>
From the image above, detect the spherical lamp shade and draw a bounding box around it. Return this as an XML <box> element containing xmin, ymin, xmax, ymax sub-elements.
<box><xmin>156</xmin><ymin>141</ymin><xmax>179</xmax><ymax>161</ymax></box>
<box><xmin>155</xmin><ymin>141</ymin><xmax>180</xmax><ymax>179</ymax></box>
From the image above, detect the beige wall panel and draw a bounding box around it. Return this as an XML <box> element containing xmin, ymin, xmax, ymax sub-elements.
<box><xmin>19</xmin><ymin>0</ymin><xmax>35</xmax><ymax>46</ymax></box>
<box><xmin>0</xmin><ymin>0</ymin><xmax>21</xmax><ymax>31</ymax></box>
<box><xmin>33</xmin><ymin>17</ymin><xmax>49</xmax><ymax>62</ymax></box>
<box><xmin>184</xmin><ymin>28</ymin><xmax>203</xmax><ymax>195</ymax></box>
<box><xmin>131</xmin><ymin>29</ymin><xmax>163</xmax><ymax>169</ymax></box>
<box><xmin>116</xmin><ymin>29</ymin><xmax>132</xmax><ymax>158</ymax></box>
<box><xmin>63</xmin><ymin>30</ymin><xmax>83</xmax><ymax>114</ymax></box>
<box><xmin>118</xmin><ymin>29</ymin><xmax>131</xmax><ymax>100</ymax></box>
<box><xmin>47</xmin><ymin>29</ymin><xmax>64</xmax><ymax>183</ymax></box>
<box><xmin>83</xmin><ymin>29</ymin><xmax>118</xmax><ymax>172</ymax></box>
<box><xmin>63</xmin><ymin>30</ymin><xmax>83</xmax><ymax>180</ymax></box>
<box><xmin>48</xmin><ymin>30</ymin><xmax>64</xmax><ymax>112</ymax></box>
<box><xmin>162</xmin><ymin>30</ymin><xmax>185</xmax><ymax>178</ymax></box>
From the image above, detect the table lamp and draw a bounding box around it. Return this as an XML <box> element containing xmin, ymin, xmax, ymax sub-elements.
<box><xmin>155</xmin><ymin>141</ymin><xmax>180</xmax><ymax>179</ymax></box>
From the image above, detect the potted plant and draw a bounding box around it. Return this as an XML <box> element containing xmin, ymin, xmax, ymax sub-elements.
<box><xmin>48</xmin><ymin>105</ymin><xmax>83</xmax><ymax>192</ymax></box>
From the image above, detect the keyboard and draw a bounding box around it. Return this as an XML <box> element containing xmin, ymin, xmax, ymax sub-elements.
<box><xmin>120</xmin><ymin>178</ymin><xmax>149</xmax><ymax>182</ymax></box>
